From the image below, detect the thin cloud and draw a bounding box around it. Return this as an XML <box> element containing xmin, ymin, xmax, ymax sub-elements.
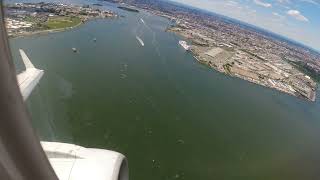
<box><xmin>300</xmin><ymin>0</ymin><xmax>320</xmax><ymax>5</ymax></box>
<box><xmin>287</xmin><ymin>10</ymin><xmax>309</xmax><ymax>22</ymax></box>
<box><xmin>253</xmin><ymin>0</ymin><xmax>272</xmax><ymax>7</ymax></box>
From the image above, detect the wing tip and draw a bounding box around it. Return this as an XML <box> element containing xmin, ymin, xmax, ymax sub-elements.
<box><xmin>19</xmin><ymin>49</ymin><xmax>35</xmax><ymax>69</ymax></box>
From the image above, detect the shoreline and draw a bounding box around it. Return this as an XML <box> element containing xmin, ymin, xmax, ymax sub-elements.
<box><xmin>6</xmin><ymin>2</ymin><xmax>118</xmax><ymax>40</ymax></box>
<box><xmin>8</xmin><ymin>16</ymin><xmax>118</xmax><ymax>39</ymax></box>
<box><xmin>189</xmin><ymin>48</ymin><xmax>316</xmax><ymax>102</ymax></box>
<box><xmin>115</xmin><ymin>1</ymin><xmax>317</xmax><ymax>102</ymax></box>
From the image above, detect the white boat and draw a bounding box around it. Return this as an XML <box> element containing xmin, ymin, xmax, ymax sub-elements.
<box><xmin>179</xmin><ymin>40</ymin><xmax>190</xmax><ymax>51</ymax></box>
<box><xmin>140</xmin><ymin>18</ymin><xmax>145</xmax><ymax>25</ymax></box>
<box><xmin>136</xmin><ymin>36</ymin><xmax>144</xmax><ymax>46</ymax></box>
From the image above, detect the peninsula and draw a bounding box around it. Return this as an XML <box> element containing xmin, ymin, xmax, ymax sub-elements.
<box><xmin>105</xmin><ymin>0</ymin><xmax>320</xmax><ymax>101</ymax></box>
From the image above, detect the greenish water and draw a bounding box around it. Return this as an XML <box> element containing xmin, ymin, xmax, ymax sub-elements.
<box><xmin>9</xmin><ymin>3</ymin><xmax>320</xmax><ymax>180</ymax></box>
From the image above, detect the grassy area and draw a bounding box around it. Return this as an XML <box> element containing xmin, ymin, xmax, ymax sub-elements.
<box><xmin>285</xmin><ymin>59</ymin><xmax>320</xmax><ymax>83</ymax></box>
<box><xmin>24</xmin><ymin>16</ymin><xmax>36</xmax><ymax>23</ymax></box>
<box><xmin>240</xmin><ymin>49</ymin><xmax>267</xmax><ymax>62</ymax></box>
<box><xmin>45</xmin><ymin>16</ymin><xmax>81</xmax><ymax>29</ymax></box>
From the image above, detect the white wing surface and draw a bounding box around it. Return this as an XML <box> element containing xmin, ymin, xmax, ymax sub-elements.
<box><xmin>17</xmin><ymin>49</ymin><xmax>44</xmax><ymax>100</ymax></box>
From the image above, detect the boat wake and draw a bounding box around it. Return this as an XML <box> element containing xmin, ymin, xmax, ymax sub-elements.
<box><xmin>140</xmin><ymin>18</ymin><xmax>152</xmax><ymax>30</ymax></box>
<box><xmin>136</xmin><ymin>36</ymin><xmax>145</xmax><ymax>47</ymax></box>
<box><xmin>139</xmin><ymin>18</ymin><xmax>160</xmax><ymax>55</ymax></box>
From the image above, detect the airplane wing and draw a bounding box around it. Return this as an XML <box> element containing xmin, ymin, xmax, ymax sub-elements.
<box><xmin>17</xmin><ymin>49</ymin><xmax>44</xmax><ymax>100</ymax></box>
<box><xmin>41</xmin><ymin>141</ymin><xmax>128</xmax><ymax>180</ymax></box>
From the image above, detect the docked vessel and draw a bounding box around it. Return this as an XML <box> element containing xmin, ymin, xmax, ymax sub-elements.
<box><xmin>179</xmin><ymin>40</ymin><xmax>190</xmax><ymax>51</ymax></box>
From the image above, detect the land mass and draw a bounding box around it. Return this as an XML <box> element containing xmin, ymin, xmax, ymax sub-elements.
<box><xmin>104</xmin><ymin>0</ymin><xmax>320</xmax><ymax>101</ymax></box>
<box><xmin>5</xmin><ymin>2</ymin><xmax>117</xmax><ymax>38</ymax></box>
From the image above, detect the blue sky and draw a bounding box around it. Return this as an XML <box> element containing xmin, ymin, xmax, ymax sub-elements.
<box><xmin>171</xmin><ymin>0</ymin><xmax>320</xmax><ymax>51</ymax></box>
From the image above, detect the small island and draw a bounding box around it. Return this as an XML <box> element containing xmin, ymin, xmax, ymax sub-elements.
<box><xmin>117</xmin><ymin>6</ymin><xmax>139</xmax><ymax>13</ymax></box>
<box><xmin>92</xmin><ymin>3</ymin><xmax>103</xmax><ymax>6</ymax></box>
<box><xmin>5</xmin><ymin>2</ymin><xmax>117</xmax><ymax>38</ymax></box>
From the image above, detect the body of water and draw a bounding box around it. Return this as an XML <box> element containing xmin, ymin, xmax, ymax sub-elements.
<box><xmin>9</xmin><ymin>2</ymin><xmax>320</xmax><ymax>180</ymax></box>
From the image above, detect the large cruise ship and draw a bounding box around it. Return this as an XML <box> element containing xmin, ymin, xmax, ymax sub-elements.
<box><xmin>179</xmin><ymin>40</ymin><xmax>190</xmax><ymax>51</ymax></box>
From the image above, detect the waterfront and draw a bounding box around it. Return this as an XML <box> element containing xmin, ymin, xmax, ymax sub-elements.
<box><xmin>5</xmin><ymin>2</ymin><xmax>116</xmax><ymax>38</ymax></box>
<box><xmin>9</xmin><ymin>2</ymin><xmax>320</xmax><ymax>180</ymax></box>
